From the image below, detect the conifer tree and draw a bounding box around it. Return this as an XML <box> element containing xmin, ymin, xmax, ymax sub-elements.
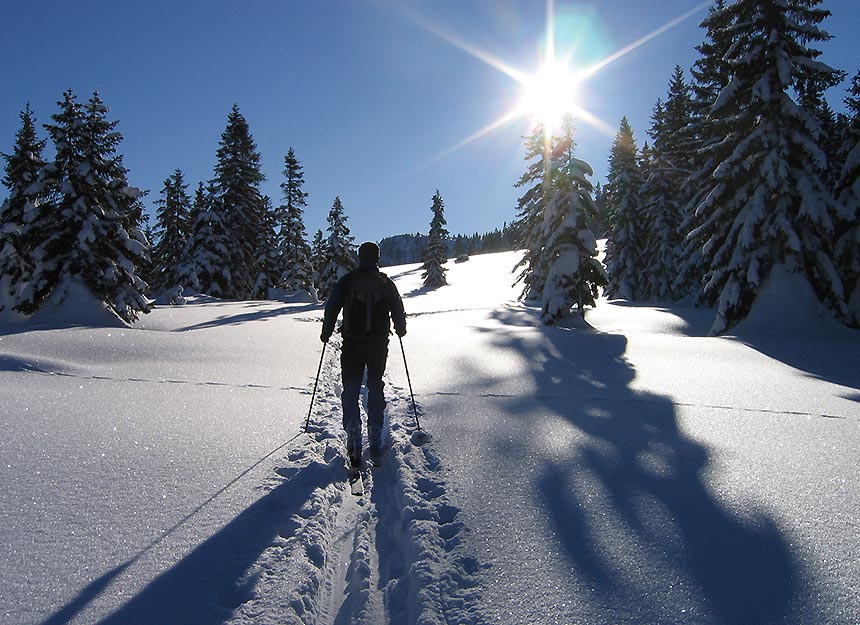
<box><xmin>137</xmin><ymin>212</ymin><xmax>156</xmax><ymax>296</ymax></box>
<box><xmin>422</xmin><ymin>189</ymin><xmax>449</xmax><ymax>288</ymax></box>
<box><xmin>511</xmin><ymin>124</ymin><xmax>552</xmax><ymax>301</ymax></box>
<box><xmin>591</xmin><ymin>182</ymin><xmax>610</xmax><ymax>238</ymax></box>
<box><xmin>688</xmin><ymin>0</ymin><xmax>845</xmax><ymax>334</ymax></box>
<box><xmin>151</xmin><ymin>169</ymin><xmax>191</xmax><ymax>294</ymax></box>
<box><xmin>318</xmin><ymin>196</ymin><xmax>355</xmax><ymax>298</ymax></box>
<box><xmin>18</xmin><ymin>91</ymin><xmax>150</xmax><ymax>322</ymax></box>
<box><xmin>213</xmin><ymin>104</ymin><xmax>266</xmax><ymax>298</ymax></box>
<box><xmin>277</xmin><ymin>148</ymin><xmax>315</xmax><ymax>295</ymax></box>
<box><xmin>835</xmin><ymin>69</ymin><xmax>860</xmax><ymax>325</ymax></box>
<box><xmin>675</xmin><ymin>0</ymin><xmax>735</xmax><ymax>300</ymax></box>
<box><xmin>1</xmin><ymin>104</ymin><xmax>46</xmax><ymax>311</ymax></box>
<box><xmin>252</xmin><ymin>195</ymin><xmax>280</xmax><ymax>299</ymax></box>
<box><xmin>604</xmin><ymin>117</ymin><xmax>644</xmax><ymax>301</ymax></box>
<box><xmin>310</xmin><ymin>228</ymin><xmax>326</xmax><ymax>293</ymax></box>
<box><xmin>179</xmin><ymin>181</ymin><xmax>232</xmax><ymax>297</ymax></box>
<box><xmin>539</xmin><ymin>116</ymin><xmax>608</xmax><ymax>324</ymax></box>
<box><xmin>640</xmin><ymin>67</ymin><xmax>693</xmax><ymax>301</ymax></box>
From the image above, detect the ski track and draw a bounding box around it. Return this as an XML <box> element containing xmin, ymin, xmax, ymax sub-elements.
<box><xmin>223</xmin><ymin>338</ymin><xmax>490</xmax><ymax>625</ymax></box>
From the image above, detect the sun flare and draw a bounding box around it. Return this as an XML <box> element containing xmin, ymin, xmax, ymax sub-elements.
<box><xmin>386</xmin><ymin>0</ymin><xmax>711</xmax><ymax>164</ymax></box>
<box><xmin>519</xmin><ymin>60</ymin><xmax>581</xmax><ymax>134</ymax></box>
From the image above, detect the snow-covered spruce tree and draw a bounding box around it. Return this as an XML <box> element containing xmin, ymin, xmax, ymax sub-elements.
<box><xmin>689</xmin><ymin>0</ymin><xmax>846</xmax><ymax>335</ymax></box>
<box><xmin>252</xmin><ymin>195</ymin><xmax>280</xmax><ymax>299</ymax></box>
<box><xmin>136</xmin><ymin>211</ymin><xmax>156</xmax><ymax>295</ymax></box>
<box><xmin>834</xmin><ymin>69</ymin><xmax>860</xmax><ymax>326</ymax></box>
<box><xmin>17</xmin><ymin>91</ymin><xmax>150</xmax><ymax>322</ymax></box>
<box><xmin>277</xmin><ymin>148</ymin><xmax>315</xmax><ymax>296</ymax></box>
<box><xmin>511</xmin><ymin>123</ymin><xmax>552</xmax><ymax>301</ymax></box>
<box><xmin>540</xmin><ymin>116</ymin><xmax>608</xmax><ymax>324</ymax></box>
<box><xmin>213</xmin><ymin>104</ymin><xmax>267</xmax><ymax>299</ymax></box>
<box><xmin>151</xmin><ymin>169</ymin><xmax>191</xmax><ymax>294</ymax></box>
<box><xmin>674</xmin><ymin>0</ymin><xmax>735</xmax><ymax>301</ymax></box>
<box><xmin>1</xmin><ymin>104</ymin><xmax>46</xmax><ymax>312</ymax></box>
<box><xmin>604</xmin><ymin>117</ymin><xmax>645</xmax><ymax>301</ymax></box>
<box><xmin>639</xmin><ymin>67</ymin><xmax>693</xmax><ymax>301</ymax></box>
<box><xmin>310</xmin><ymin>228</ymin><xmax>325</xmax><ymax>292</ymax></box>
<box><xmin>178</xmin><ymin>181</ymin><xmax>232</xmax><ymax>297</ymax></box>
<box><xmin>591</xmin><ymin>181</ymin><xmax>610</xmax><ymax>238</ymax></box>
<box><xmin>318</xmin><ymin>196</ymin><xmax>355</xmax><ymax>298</ymax></box>
<box><xmin>421</xmin><ymin>189</ymin><xmax>449</xmax><ymax>288</ymax></box>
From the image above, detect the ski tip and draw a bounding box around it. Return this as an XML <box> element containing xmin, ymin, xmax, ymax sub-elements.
<box><xmin>410</xmin><ymin>429</ymin><xmax>431</xmax><ymax>446</ymax></box>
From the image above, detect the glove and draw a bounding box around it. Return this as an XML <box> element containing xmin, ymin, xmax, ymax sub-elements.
<box><xmin>321</xmin><ymin>330</ymin><xmax>331</xmax><ymax>343</ymax></box>
<box><xmin>395</xmin><ymin>327</ymin><xmax>407</xmax><ymax>338</ymax></box>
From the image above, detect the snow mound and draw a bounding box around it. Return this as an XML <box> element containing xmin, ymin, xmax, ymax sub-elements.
<box><xmin>268</xmin><ymin>287</ymin><xmax>319</xmax><ymax>304</ymax></box>
<box><xmin>27</xmin><ymin>277</ymin><xmax>129</xmax><ymax>329</ymax></box>
<box><xmin>732</xmin><ymin>264</ymin><xmax>848</xmax><ymax>338</ymax></box>
<box><xmin>554</xmin><ymin>311</ymin><xmax>597</xmax><ymax>331</ymax></box>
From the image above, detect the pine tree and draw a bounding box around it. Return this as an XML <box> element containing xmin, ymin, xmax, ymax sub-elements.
<box><xmin>511</xmin><ymin>124</ymin><xmax>552</xmax><ymax>301</ymax></box>
<box><xmin>1</xmin><ymin>104</ymin><xmax>46</xmax><ymax>312</ymax></box>
<box><xmin>17</xmin><ymin>91</ymin><xmax>150</xmax><ymax>322</ymax></box>
<box><xmin>277</xmin><ymin>148</ymin><xmax>315</xmax><ymax>295</ymax></box>
<box><xmin>591</xmin><ymin>182</ymin><xmax>610</xmax><ymax>238</ymax></box>
<box><xmin>422</xmin><ymin>190</ymin><xmax>449</xmax><ymax>288</ymax></box>
<box><xmin>310</xmin><ymin>228</ymin><xmax>326</xmax><ymax>293</ymax></box>
<box><xmin>151</xmin><ymin>169</ymin><xmax>191</xmax><ymax>294</ymax></box>
<box><xmin>604</xmin><ymin>117</ymin><xmax>644</xmax><ymax>301</ymax></box>
<box><xmin>639</xmin><ymin>67</ymin><xmax>693</xmax><ymax>301</ymax></box>
<box><xmin>540</xmin><ymin>116</ymin><xmax>608</xmax><ymax>324</ymax></box>
<box><xmin>688</xmin><ymin>0</ymin><xmax>845</xmax><ymax>334</ymax></box>
<box><xmin>179</xmin><ymin>181</ymin><xmax>232</xmax><ymax>297</ymax></box>
<box><xmin>675</xmin><ymin>0</ymin><xmax>735</xmax><ymax>300</ymax></box>
<box><xmin>835</xmin><ymin>69</ymin><xmax>860</xmax><ymax>325</ymax></box>
<box><xmin>137</xmin><ymin>211</ymin><xmax>156</xmax><ymax>296</ymax></box>
<box><xmin>251</xmin><ymin>195</ymin><xmax>281</xmax><ymax>299</ymax></box>
<box><xmin>213</xmin><ymin>104</ymin><xmax>267</xmax><ymax>298</ymax></box>
<box><xmin>318</xmin><ymin>196</ymin><xmax>355</xmax><ymax>298</ymax></box>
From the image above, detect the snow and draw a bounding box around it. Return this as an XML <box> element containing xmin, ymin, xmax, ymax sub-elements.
<box><xmin>731</xmin><ymin>264</ymin><xmax>847</xmax><ymax>338</ymax></box>
<box><xmin>2</xmin><ymin>251</ymin><xmax>859</xmax><ymax>625</ymax></box>
<box><xmin>27</xmin><ymin>276</ymin><xmax>129</xmax><ymax>329</ymax></box>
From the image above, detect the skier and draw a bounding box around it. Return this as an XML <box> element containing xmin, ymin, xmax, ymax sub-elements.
<box><xmin>321</xmin><ymin>241</ymin><xmax>407</xmax><ymax>469</ymax></box>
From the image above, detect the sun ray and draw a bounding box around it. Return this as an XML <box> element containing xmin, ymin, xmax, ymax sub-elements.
<box><xmin>576</xmin><ymin>1</ymin><xmax>713</xmax><ymax>81</ymax></box>
<box><xmin>406</xmin><ymin>107</ymin><xmax>526</xmax><ymax>176</ymax></box>
<box><xmin>379</xmin><ymin>0</ymin><xmax>529</xmax><ymax>84</ymax></box>
<box><xmin>381</xmin><ymin>0</ymin><xmax>710</xmax><ymax>167</ymax></box>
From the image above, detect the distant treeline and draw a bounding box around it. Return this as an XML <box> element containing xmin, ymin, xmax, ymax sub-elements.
<box><xmin>378</xmin><ymin>223</ymin><xmax>518</xmax><ymax>267</ymax></box>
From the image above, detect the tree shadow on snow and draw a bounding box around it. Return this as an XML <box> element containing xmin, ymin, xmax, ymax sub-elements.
<box><xmin>734</xmin><ymin>331</ymin><xmax>860</xmax><ymax>395</ymax></box>
<box><xmin>476</xmin><ymin>308</ymin><xmax>803</xmax><ymax>624</ymax></box>
<box><xmin>172</xmin><ymin>302</ymin><xmax>321</xmax><ymax>332</ymax></box>
<box><xmin>38</xmin><ymin>459</ymin><xmax>340</xmax><ymax>625</ymax></box>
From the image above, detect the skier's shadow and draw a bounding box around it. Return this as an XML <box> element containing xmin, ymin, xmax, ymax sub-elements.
<box><xmin>478</xmin><ymin>307</ymin><xmax>800</xmax><ymax>625</ymax></box>
<box><xmin>38</xmin><ymin>457</ymin><xmax>339</xmax><ymax>625</ymax></box>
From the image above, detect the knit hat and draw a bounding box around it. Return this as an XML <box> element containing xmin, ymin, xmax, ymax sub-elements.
<box><xmin>358</xmin><ymin>241</ymin><xmax>380</xmax><ymax>263</ymax></box>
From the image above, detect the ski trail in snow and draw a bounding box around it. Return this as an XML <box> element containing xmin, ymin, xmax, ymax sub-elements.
<box><xmin>223</xmin><ymin>337</ymin><xmax>489</xmax><ymax>624</ymax></box>
<box><xmin>370</xmin><ymin>384</ymin><xmax>491</xmax><ymax>625</ymax></box>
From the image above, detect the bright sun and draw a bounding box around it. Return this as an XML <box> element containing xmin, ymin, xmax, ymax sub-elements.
<box><xmin>519</xmin><ymin>60</ymin><xmax>580</xmax><ymax>133</ymax></box>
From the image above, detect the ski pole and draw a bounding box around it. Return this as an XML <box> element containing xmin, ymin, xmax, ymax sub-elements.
<box><xmin>304</xmin><ymin>341</ymin><xmax>327</xmax><ymax>433</ymax></box>
<box><xmin>398</xmin><ymin>334</ymin><xmax>421</xmax><ymax>431</ymax></box>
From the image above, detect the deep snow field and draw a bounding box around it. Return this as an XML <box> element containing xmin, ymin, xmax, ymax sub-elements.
<box><xmin>1</xmin><ymin>251</ymin><xmax>858</xmax><ymax>625</ymax></box>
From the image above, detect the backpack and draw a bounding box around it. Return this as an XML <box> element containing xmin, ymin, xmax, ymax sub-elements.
<box><xmin>342</xmin><ymin>270</ymin><xmax>391</xmax><ymax>339</ymax></box>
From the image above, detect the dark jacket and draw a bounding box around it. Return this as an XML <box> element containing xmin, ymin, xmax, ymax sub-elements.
<box><xmin>322</xmin><ymin>260</ymin><xmax>406</xmax><ymax>341</ymax></box>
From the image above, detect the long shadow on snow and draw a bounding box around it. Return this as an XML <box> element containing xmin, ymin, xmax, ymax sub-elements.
<box><xmin>477</xmin><ymin>307</ymin><xmax>801</xmax><ymax>624</ymax></box>
<box><xmin>173</xmin><ymin>302</ymin><xmax>321</xmax><ymax>332</ymax></box>
<box><xmin>735</xmin><ymin>331</ymin><xmax>860</xmax><ymax>397</ymax></box>
<box><xmin>39</xmin><ymin>461</ymin><xmax>339</xmax><ymax>625</ymax></box>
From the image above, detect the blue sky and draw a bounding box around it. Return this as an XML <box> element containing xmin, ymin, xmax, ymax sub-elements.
<box><xmin>2</xmin><ymin>0</ymin><xmax>859</xmax><ymax>246</ymax></box>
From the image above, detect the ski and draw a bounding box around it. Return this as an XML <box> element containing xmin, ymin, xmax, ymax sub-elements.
<box><xmin>349</xmin><ymin>466</ymin><xmax>364</xmax><ymax>496</ymax></box>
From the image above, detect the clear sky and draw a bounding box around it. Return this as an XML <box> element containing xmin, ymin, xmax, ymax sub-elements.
<box><xmin>2</xmin><ymin>0</ymin><xmax>859</xmax><ymax>245</ymax></box>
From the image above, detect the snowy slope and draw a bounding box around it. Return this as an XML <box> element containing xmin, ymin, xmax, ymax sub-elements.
<box><xmin>1</xmin><ymin>251</ymin><xmax>858</xmax><ymax>625</ymax></box>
